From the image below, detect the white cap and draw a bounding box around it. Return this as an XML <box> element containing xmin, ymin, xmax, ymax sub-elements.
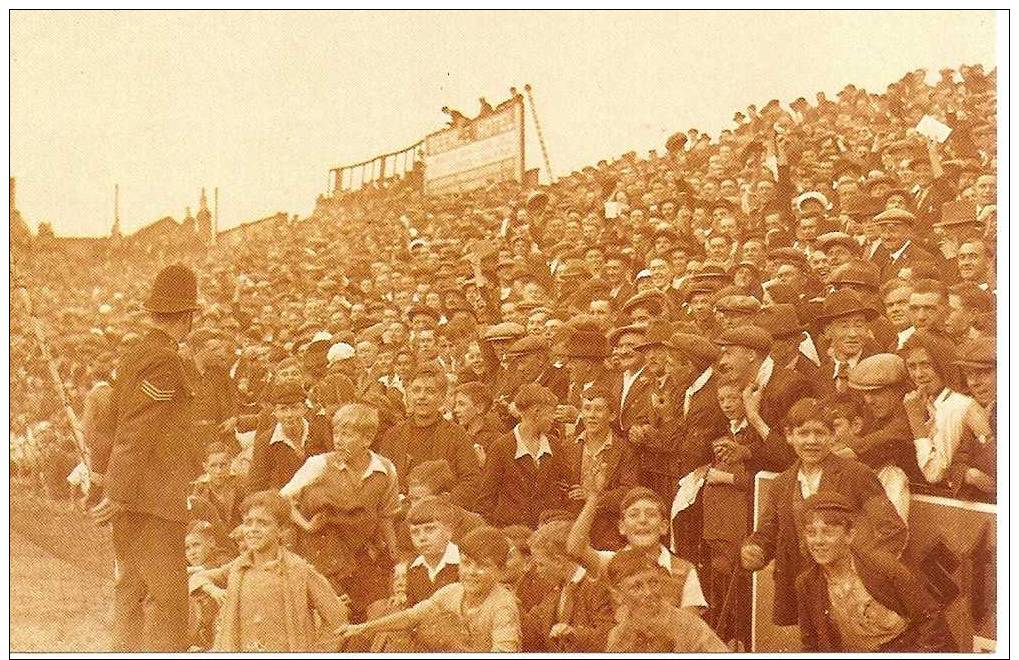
<box><xmin>310</xmin><ymin>330</ymin><xmax>333</xmax><ymax>344</ymax></box>
<box><xmin>327</xmin><ymin>342</ymin><xmax>356</xmax><ymax>365</ymax></box>
<box><xmin>98</xmin><ymin>304</ymin><xmax>112</xmax><ymax>315</ymax></box>
<box><xmin>635</xmin><ymin>269</ymin><xmax>653</xmax><ymax>281</ymax></box>
<box><xmin>793</xmin><ymin>191</ymin><xmax>832</xmax><ymax>211</ymax></box>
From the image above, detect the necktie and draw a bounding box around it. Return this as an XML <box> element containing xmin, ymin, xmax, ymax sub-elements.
<box><xmin>834</xmin><ymin>362</ymin><xmax>848</xmax><ymax>393</ymax></box>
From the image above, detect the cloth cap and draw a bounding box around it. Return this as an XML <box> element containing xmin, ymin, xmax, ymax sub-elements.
<box><xmin>664</xmin><ymin>332</ymin><xmax>721</xmax><ymax>365</ymax></box>
<box><xmin>606</xmin><ymin>547</ymin><xmax>669</xmax><ymax>585</ymax></box>
<box><xmin>953</xmin><ymin>337</ymin><xmax>996</xmax><ymax>370</ymax></box>
<box><xmin>847</xmin><ymin>354</ymin><xmax>909</xmax><ymax>391</ymax></box>
<box><xmin>714</xmin><ymin>294</ymin><xmax>762</xmax><ymax>314</ymax></box>
<box><xmin>607</xmin><ymin>323</ymin><xmax>647</xmax><ymax>347</ymax></box>
<box><xmin>483</xmin><ymin>322</ymin><xmax>526</xmax><ymax>342</ymax></box>
<box><xmin>816</xmin><ymin>289</ymin><xmax>879</xmax><ymax>325</ymax></box>
<box><xmin>505</xmin><ymin>334</ymin><xmax>550</xmax><ymax>358</ymax></box>
<box><xmin>802</xmin><ymin>491</ymin><xmax>858</xmax><ymax>518</ymax></box>
<box><xmin>513</xmin><ymin>383</ymin><xmax>559</xmax><ymax>410</ymax></box>
<box><xmin>829</xmin><ymin>261</ymin><xmax>880</xmax><ymax>290</ymax></box>
<box><xmin>817</xmin><ymin>232</ymin><xmax>861</xmax><ymax>254</ymax></box>
<box><xmin>327</xmin><ymin>342</ymin><xmax>356</xmax><ymax>365</ymax></box>
<box><xmin>753</xmin><ymin>304</ymin><xmax>806</xmax><ymax>339</ymax></box>
<box><xmin>715</xmin><ymin>324</ymin><xmax>774</xmax><ymax>353</ymax></box>
<box><xmin>873</xmin><ymin>207</ymin><xmax>917</xmax><ymax>226</ymax></box>
<box><xmin>144</xmin><ymin>263</ymin><xmax>199</xmax><ymax>314</ymax></box>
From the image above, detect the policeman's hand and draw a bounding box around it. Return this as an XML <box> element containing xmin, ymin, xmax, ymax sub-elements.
<box><xmin>741</xmin><ymin>543</ymin><xmax>766</xmax><ymax>571</ymax></box>
<box><xmin>90</xmin><ymin>497</ymin><xmax>124</xmax><ymax>526</ymax></box>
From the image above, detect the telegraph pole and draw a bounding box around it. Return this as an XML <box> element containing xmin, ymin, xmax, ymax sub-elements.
<box><xmin>524</xmin><ymin>84</ymin><xmax>554</xmax><ymax>183</ymax></box>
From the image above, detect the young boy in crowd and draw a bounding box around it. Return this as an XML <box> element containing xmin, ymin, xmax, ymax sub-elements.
<box><xmin>521</xmin><ymin>518</ymin><xmax>615</xmax><ymax>651</ymax></box>
<box><xmin>740</xmin><ymin>398</ymin><xmax>908</xmax><ymax>627</ymax></box>
<box><xmin>700</xmin><ymin>382</ymin><xmax>759</xmax><ymax>632</ymax></box>
<box><xmin>188</xmin><ymin>441</ymin><xmax>245</xmax><ymax>551</ymax></box>
<box><xmin>795</xmin><ymin>492</ymin><xmax>954</xmax><ymax>652</ymax></box>
<box><xmin>569</xmin><ymin>385</ymin><xmax>639</xmax><ymax>550</ymax></box>
<box><xmin>401</xmin><ymin>459</ymin><xmax>485</xmax><ymax>548</ymax></box>
<box><xmin>185</xmin><ymin>521</ymin><xmax>231</xmax><ymax>650</ymax></box>
<box><xmin>280</xmin><ymin>402</ymin><xmax>401</xmax><ymax>622</ymax></box>
<box><xmin>566</xmin><ymin>472</ymin><xmax>709</xmax><ymax>611</ymax></box>
<box><xmin>366</xmin><ymin>496</ymin><xmax>463</xmax><ymax>652</ymax></box>
<box><xmin>476</xmin><ymin>383</ymin><xmax>572</xmax><ymax>528</ymax></box>
<box><xmin>603</xmin><ymin>548</ymin><xmax>727</xmax><ymax>652</ymax></box>
<box><xmin>335</xmin><ymin>526</ymin><xmax>522</xmax><ymax>652</ymax></box>
<box><xmin>191</xmin><ymin>490</ymin><xmax>349</xmax><ymax>652</ymax></box>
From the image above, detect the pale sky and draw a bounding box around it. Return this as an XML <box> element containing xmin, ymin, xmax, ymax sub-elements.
<box><xmin>10</xmin><ymin>10</ymin><xmax>996</xmax><ymax>237</ymax></box>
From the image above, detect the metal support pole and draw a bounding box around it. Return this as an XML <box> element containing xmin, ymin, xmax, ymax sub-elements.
<box><xmin>524</xmin><ymin>84</ymin><xmax>554</xmax><ymax>183</ymax></box>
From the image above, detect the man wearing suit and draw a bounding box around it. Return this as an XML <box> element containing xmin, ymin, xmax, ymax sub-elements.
<box><xmin>872</xmin><ymin>208</ymin><xmax>942</xmax><ymax>281</ymax></box>
<box><xmin>812</xmin><ymin>290</ymin><xmax>882</xmax><ymax>397</ymax></box>
<box><xmin>713</xmin><ymin>325</ymin><xmax>815</xmax><ymax>474</ymax></box>
<box><xmin>91</xmin><ymin>264</ymin><xmax>206</xmax><ymax>651</ymax></box>
<box><xmin>740</xmin><ymin>398</ymin><xmax>908</xmax><ymax>627</ymax></box>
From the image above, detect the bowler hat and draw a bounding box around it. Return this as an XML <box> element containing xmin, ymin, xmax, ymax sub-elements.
<box><xmin>144</xmin><ymin>263</ymin><xmax>199</xmax><ymax>314</ymax></box>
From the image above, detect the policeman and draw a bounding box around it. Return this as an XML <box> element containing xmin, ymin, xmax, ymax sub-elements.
<box><xmin>90</xmin><ymin>263</ymin><xmax>204</xmax><ymax>651</ymax></box>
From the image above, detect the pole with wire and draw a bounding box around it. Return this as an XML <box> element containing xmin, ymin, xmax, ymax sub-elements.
<box><xmin>523</xmin><ymin>84</ymin><xmax>554</xmax><ymax>184</ymax></box>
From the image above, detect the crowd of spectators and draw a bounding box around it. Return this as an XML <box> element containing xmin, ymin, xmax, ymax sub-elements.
<box><xmin>10</xmin><ymin>63</ymin><xmax>997</xmax><ymax>652</ymax></box>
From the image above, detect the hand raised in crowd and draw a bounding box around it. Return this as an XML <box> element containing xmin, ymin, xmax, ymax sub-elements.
<box><xmin>334</xmin><ymin>622</ymin><xmax>368</xmax><ymax>640</ymax></box>
<box><xmin>554</xmin><ymin>404</ymin><xmax>578</xmax><ymax>423</ymax></box>
<box><xmin>740</xmin><ymin>543</ymin><xmax>767</xmax><ymax>571</ymax></box>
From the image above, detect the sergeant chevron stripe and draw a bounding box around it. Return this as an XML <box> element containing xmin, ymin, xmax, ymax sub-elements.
<box><xmin>141</xmin><ymin>379</ymin><xmax>174</xmax><ymax>401</ymax></box>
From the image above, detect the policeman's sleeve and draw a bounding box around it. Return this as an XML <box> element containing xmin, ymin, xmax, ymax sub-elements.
<box><xmin>104</xmin><ymin>357</ymin><xmax>182</xmax><ymax>505</ymax></box>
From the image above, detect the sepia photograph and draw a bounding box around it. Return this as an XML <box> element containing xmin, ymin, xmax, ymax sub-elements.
<box><xmin>8</xmin><ymin>9</ymin><xmax>1005</xmax><ymax>656</ymax></box>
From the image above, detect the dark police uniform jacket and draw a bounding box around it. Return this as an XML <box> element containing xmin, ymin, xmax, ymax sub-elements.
<box><xmin>105</xmin><ymin>329</ymin><xmax>204</xmax><ymax>523</ymax></box>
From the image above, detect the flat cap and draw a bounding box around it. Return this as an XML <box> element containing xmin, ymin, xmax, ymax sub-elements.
<box><xmin>714</xmin><ymin>294</ymin><xmax>762</xmax><ymax>315</ymax></box>
<box><xmin>817</xmin><ymin>232</ymin><xmax>862</xmax><ymax>255</ymax></box>
<box><xmin>505</xmin><ymin>334</ymin><xmax>550</xmax><ymax>358</ymax></box>
<box><xmin>953</xmin><ymin>337</ymin><xmax>995</xmax><ymax>370</ymax></box>
<box><xmin>829</xmin><ymin>261</ymin><xmax>881</xmax><ymax>290</ymax></box>
<box><xmin>934</xmin><ymin>201</ymin><xmax>980</xmax><ymax>228</ymax></box>
<box><xmin>483</xmin><ymin>321</ymin><xmax>526</xmax><ymax>342</ymax></box>
<box><xmin>841</xmin><ymin>193</ymin><xmax>884</xmax><ymax>218</ymax></box>
<box><xmin>513</xmin><ymin>383</ymin><xmax>559</xmax><ymax>410</ymax></box>
<box><xmin>621</xmin><ymin>290</ymin><xmax>666</xmax><ymax>315</ymax></box>
<box><xmin>754</xmin><ymin>304</ymin><xmax>806</xmax><ymax>339</ymax></box>
<box><xmin>873</xmin><ymin>207</ymin><xmax>917</xmax><ymax>226</ymax></box>
<box><xmin>847</xmin><ymin>353</ymin><xmax>909</xmax><ymax>390</ymax></box>
<box><xmin>665</xmin><ymin>332</ymin><xmax>721</xmax><ymax>365</ymax></box>
<box><xmin>768</xmin><ymin>247</ymin><xmax>810</xmax><ymax>271</ymax></box>
<box><xmin>802</xmin><ymin>491</ymin><xmax>857</xmax><ymax>517</ymax></box>
<box><xmin>607</xmin><ymin>323</ymin><xmax>647</xmax><ymax>346</ymax></box>
<box><xmin>816</xmin><ymin>289</ymin><xmax>879</xmax><ymax>325</ymax></box>
<box><xmin>715</xmin><ymin>324</ymin><xmax>774</xmax><ymax>353</ymax></box>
